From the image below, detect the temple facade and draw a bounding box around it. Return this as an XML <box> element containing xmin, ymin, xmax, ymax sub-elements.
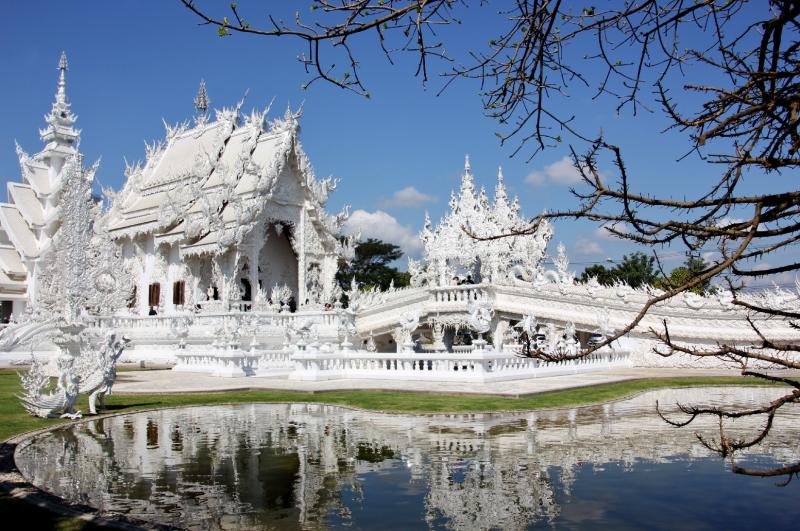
<box><xmin>2</xmin><ymin>54</ymin><xmax>799</xmax><ymax>378</ymax></box>
<box><xmin>103</xmin><ymin>83</ymin><xmax>351</xmax><ymax>317</ymax></box>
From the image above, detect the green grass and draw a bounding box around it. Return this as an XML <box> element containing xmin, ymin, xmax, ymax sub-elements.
<box><xmin>0</xmin><ymin>369</ymin><xmax>788</xmax><ymax>442</ymax></box>
<box><xmin>0</xmin><ymin>368</ymin><xmax>791</xmax><ymax>529</ymax></box>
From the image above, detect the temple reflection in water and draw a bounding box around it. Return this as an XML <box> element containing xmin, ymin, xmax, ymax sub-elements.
<box><xmin>16</xmin><ymin>387</ymin><xmax>800</xmax><ymax>530</ymax></box>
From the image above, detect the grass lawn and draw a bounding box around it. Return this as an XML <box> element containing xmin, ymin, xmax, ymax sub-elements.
<box><xmin>0</xmin><ymin>368</ymin><xmax>792</xmax><ymax>529</ymax></box>
<box><xmin>0</xmin><ymin>369</ymin><xmax>788</xmax><ymax>442</ymax></box>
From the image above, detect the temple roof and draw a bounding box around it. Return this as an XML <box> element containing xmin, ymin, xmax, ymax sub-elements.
<box><xmin>0</xmin><ymin>205</ymin><xmax>39</xmax><ymax>259</ymax></box>
<box><xmin>0</xmin><ymin>246</ymin><xmax>26</xmax><ymax>277</ymax></box>
<box><xmin>7</xmin><ymin>183</ymin><xmax>44</xmax><ymax>226</ymax></box>
<box><xmin>105</xmin><ymin>101</ymin><xmax>344</xmax><ymax>258</ymax></box>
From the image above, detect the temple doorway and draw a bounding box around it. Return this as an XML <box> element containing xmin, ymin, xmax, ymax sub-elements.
<box><xmin>258</xmin><ymin>223</ymin><xmax>299</xmax><ymax>298</ymax></box>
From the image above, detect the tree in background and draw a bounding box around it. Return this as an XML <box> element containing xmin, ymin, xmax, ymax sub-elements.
<box><xmin>654</xmin><ymin>257</ymin><xmax>715</xmax><ymax>295</ymax></box>
<box><xmin>336</xmin><ymin>238</ymin><xmax>410</xmax><ymax>292</ymax></box>
<box><xmin>579</xmin><ymin>252</ymin><xmax>657</xmax><ymax>289</ymax></box>
<box><xmin>582</xmin><ymin>253</ymin><xmax>715</xmax><ymax>294</ymax></box>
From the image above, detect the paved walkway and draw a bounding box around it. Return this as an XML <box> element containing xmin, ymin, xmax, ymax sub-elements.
<box><xmin>113</xmin><ymin>367</ymin><xmax>754</xmax><ymax>397</ymax></box>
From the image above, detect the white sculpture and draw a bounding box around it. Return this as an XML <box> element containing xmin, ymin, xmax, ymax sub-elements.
<box><xmin>19</xmin><ymin>331</ymin><xmax>130</xmax><ymax>418</ymax></box>
<box><xmin>518</xmin><ymin>315</ymin><xmax>538</xmax><ymax>336</ymax></box>
<box><xmin>467</xmin><ymin>301</ymin><xmax>493</xmax><ymax>336</ymax></box>
<box><xmin>76</xmin><ymin>333</ymin><xmax>131</xmax><ymax>414</ymax></box>
<box><xmin>365</xmin><ymin>332</ymin><xmax>377</xmax><ymax>352</ymax></box>
<box><xmin>398</xmin><ymin>311</ymin><xmax>420</xmax><ymax>351</ymax></box>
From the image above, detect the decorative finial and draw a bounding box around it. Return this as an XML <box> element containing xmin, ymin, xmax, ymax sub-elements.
<box><xmin>194</xmin><ymin>79</ymin><xmax>210</xmax><ymax>115</ymax></box>
<box><xmin>497</xmin><ymin>166</ymin><xmax>504</xmax><ymax>182</ymax></box>
<box><xmin>464</xmin><ymin>154</ymin><xmax>471</xmax><ymax>173</ymax></box>
<box><xmin>56</xmin><ymin>52</ymin><xmax>68</xmax><ymax>103</ymax></box>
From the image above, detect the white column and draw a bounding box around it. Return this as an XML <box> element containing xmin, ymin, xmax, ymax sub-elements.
<box><xmin>297</xmin><ymin>203</ymin><xmax>307</xmax><ymax>305</ymax></box>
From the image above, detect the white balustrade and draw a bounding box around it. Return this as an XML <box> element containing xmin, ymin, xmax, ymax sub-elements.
<box><xmin>96</xmin><ymin>309</ymin><xmax>342</xmax><ymax>333</ymax></box>
<box><xmin>429</xmin><ymin>284</ymin><xmax>490</xmax><ymax>305</ymax></box>
<box><xmin>289</xmin><ymin>347</ymin><xmax>630</xmax><ymax>382</ymax></box>
<box><xmin>173</xmin><ymin>347</ymin><xmax>293</xmax><ymax>378</ymax></box>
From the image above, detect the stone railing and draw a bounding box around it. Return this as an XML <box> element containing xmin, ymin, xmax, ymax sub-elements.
<box><xmin>428</xmin><ymin>284</ymin><xmax>491</xmax><ymax>304</ymax></box>
<box><xmin>173</xmin><ymin>347</ymin><xmax>292</xmax><ymax>377</ymax></box>
<box><xmin>288</xmin><ymin>346</ymin><xmax>630</xmax><ymax>383</ymax></box>
<box><xmin>95</xmin><ymin>309</ymin><xmax>341</xmax><ymax>331</ymax></box>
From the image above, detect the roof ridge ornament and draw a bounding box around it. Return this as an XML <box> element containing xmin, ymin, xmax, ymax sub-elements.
<box><xmin>194</xmin><ymin>79</ymin><xmax>210</xmax><ymax>124</ymax></box>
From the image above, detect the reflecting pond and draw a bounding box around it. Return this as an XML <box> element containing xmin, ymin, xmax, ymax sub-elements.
<box><xmin>15</xmin><ymin>387</ymin><xmax>800</xmax><ymax>530</ymax></box>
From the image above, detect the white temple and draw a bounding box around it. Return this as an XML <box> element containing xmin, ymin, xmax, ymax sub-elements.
<box><xmin>3</xmin><ymin>54</ymin><xmax>800</xmax><ymax>384</ymax></box>
<box><xmin>103</xmin><ymin>83</ymin><xmax>349</xmax><ymax>317</ymax></box>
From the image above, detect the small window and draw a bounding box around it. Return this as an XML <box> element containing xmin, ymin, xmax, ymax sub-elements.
<box><xmin>0</xmin><ymin>301</ymin><xmax>12</xmax><ymax>323</ymax></box>
<box><xmin>148</xmin><ymin>283</ymin><xmax>161</xmax><ymax>307</ymax></box>
<box><xmin>172</xmin><ymin>281</ymin><xmax>185</xmax><ymax>306</ymax></box>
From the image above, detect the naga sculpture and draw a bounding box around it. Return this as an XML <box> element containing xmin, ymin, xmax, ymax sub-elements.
<box><xmin>18</xmin><ymin>331</ymin><xmax>130</xmax><ymax>418</ymax></box>
<box><xmin>77</xmin><ymin>332</ymin><xmax>131</xmax><ymax>414</ymax></box>
<box><xmin>19</xmin><ymin>356</ymin><xmax>81</xmax><ymax>419</ymax></box>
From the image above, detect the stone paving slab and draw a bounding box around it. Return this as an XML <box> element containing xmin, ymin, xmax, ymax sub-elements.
<box><xmin>113</xmin><ymin>368</ymin><xmax>755</xmax><ymax>397</ymax></box>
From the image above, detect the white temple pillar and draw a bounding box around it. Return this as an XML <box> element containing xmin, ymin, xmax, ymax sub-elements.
<box><xmin>297</xmin><ymin>202</ymin><xmax>307</xmax><ymax>305</ymax></box>
<box><xmin>247</xmin><ymin>232</ymin><xmax>260</xmax><ymax>298</ymax></box>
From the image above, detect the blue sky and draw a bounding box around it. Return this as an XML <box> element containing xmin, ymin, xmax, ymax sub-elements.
<box><xmin>0</xmin><ymin>1</ymin><xmax>794</xmax><ymax>284</ymax></box>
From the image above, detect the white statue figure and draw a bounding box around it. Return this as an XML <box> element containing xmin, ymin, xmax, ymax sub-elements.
<box><xmin>553</xmin><ymin>243</ymin><xmax>574</xmax><ymax>285</ymax></box>
<box><xmin>467</xmin><ymin>301</ymin><xmax>493</xmax><ymax>337</ymax></box>
<box><xmin>288</xmin><ymin>318</ymin><xmax>316</xmax><ymax>346</ymax></box>
<box><xmin>518</xmin><ymin>314</ymin><xmax>538</xmax><ymax>337</ymax></box>
<box><xmin>271</xmin><ymin>283</ymin><xmax>293</xmax><ymax>312</ymax></box>
<box><xmin>563</xmin><ymin>322</ymin><xmax>578</xmax><ymax>355</ymax></box>
<box><xmin>77</xmin><ymin>332</ymin><xmax>131</xmax><ymax>414</ymax></box>
<box><xmin>399</xmin><ymin>311</ymin><xmax>420</xmax><ymax>335</ymax></box>
<box><xmin>596</xmin><ymin>308</ymin><xmax>615</xmax><ymax>339</ymax></box>
<box><xmin>398</xmin><ymin>311</ymin><xmax>420</xmax><ymax>351</ymax></box>
<box><xmin>305</xmin><ymin>264</ymin><xmax>323</xmax><ymax>306</ymax></box>
<box><xmin>19</xmin><ymin>331</ymin><xmax>130</xmax><ymax>418</ymax></box>
<box><xmin>337</xmin><ymin>307</ymin><xmax>358</xmax><ymax>351</ymax></box>
<box><xmin>365</xmin><ymin>332</ymin><xmax>377</xmax><ymax>352</ymax></box>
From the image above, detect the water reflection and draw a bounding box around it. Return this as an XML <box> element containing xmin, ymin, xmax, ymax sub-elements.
<box><xmin>15</xmin><ymin>387</ymin><xmax>800</xmax><ymax>530</ymax></box>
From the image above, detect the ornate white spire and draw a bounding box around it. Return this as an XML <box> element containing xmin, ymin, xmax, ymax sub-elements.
<box><xmin>464</xmin><ymin>154</ymin><xmax>471</xmax><ymax>174</ymax></box>
<box><xmin>40</xmin><ymin>51</ymin><xmax>79</xmax><ymax>146</ymax></box>
<box><xmin>495</xmin><ymin>166</ymin><xmax>508</xmax><ymax>202</ymax></box>
<box><xmin>57</xmin><ymin>52</ymin><xmax>68</xmax><ymax>104</ymax></box>
<box><xmin>194</xmin><ymin>79</ymin><xmax>210</xmax><ymax>115</ymax></box>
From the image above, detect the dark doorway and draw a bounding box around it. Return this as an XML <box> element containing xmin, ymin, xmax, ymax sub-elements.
<box><xmin>240</xmin><ymin>278</ymin><xmax>252</xmax><ymax>302</ymax></box>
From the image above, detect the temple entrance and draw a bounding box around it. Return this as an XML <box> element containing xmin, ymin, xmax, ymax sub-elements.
<box><xmin>240</xmin><ymin>278</ymin><xmax>252</xmax><ymax>302</ymax></box>
<box><xmin>258</xmin><ymin>223</ymin><xmax>299</xmax><ymax>299</ymax></box>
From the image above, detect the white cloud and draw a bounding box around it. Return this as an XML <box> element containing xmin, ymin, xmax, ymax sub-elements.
<box><xmin>594</xmin><ymin>225</ymin><xmax>623</xmax><ymax>240</ymax></box>
<box><xmin>343</xmin><ymin>209</ymin><xmax>422</xmax><ymax>257</ymax></box>
<box><xmin>378</xmin><ymin>186</ymin><xmax>436</xmax><ymax>209</ymax></box>
<box><xmin>574</xmin><ymin>237</ymin><xmax>604</xmax><ymax>258</ymax></box>
<box><xmin>526</xmin><ymin>156</ymin><xmax>586</xmax><ymax>186</ymax></box>
<box><xmin>714</xmin><ymin>216</ymin><xmax>745</xmax><ymax>227</ymax></box>
<box><xmin>701</xmin><ymin>251</ymin><xmax>721</xmax><ymax>265</ymax></box>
